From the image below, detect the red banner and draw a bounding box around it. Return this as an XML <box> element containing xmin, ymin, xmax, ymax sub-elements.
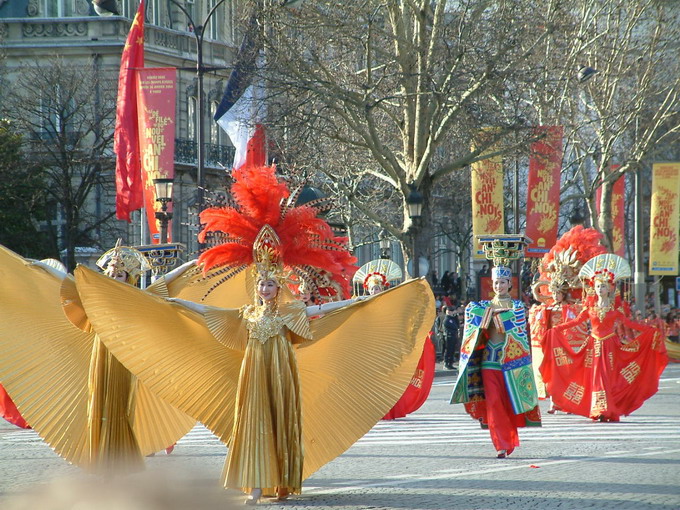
<box><xmin>136</xmin><ymin>68</ymin><xmax>177</xmax><ymax>243</ymax></box>
<box><xmin>596</xmin><ymin>166</ymin><xmax>625</xmax><ymax>256</ymax></box>
<box><xmin>114</xmin><ymin>0</ymin><xmax>145</xmax><ymax>222</ymax></box>
<box><xmin>525</xmin><ymin>126</ymin><xmax>563</xmax><ymax>256</ymax></box>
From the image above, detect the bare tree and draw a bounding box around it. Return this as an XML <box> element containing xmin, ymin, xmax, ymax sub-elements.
<box><xmin>0</xmin><ymin>56</ymin><xmax>123</xmax><ymax>269</ymax></box>
<box><xmin>258</xmin><ymin>1</ymin><xmax>561</xmax><ymax>271</ymax></box>
<box><xmin>531</xmin><ymin>0</ymin><xmax>680</xmax><ymax>250</ymax></box>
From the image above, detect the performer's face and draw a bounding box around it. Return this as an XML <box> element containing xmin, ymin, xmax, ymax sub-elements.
<box><xmin>105</xmin><ymin>265</ymin><xmax>128</xmax><ymax>282</ymax></box>
<box><xmin>552</xmin><ymin>289</ymin><xmax>565</xmax><ymax>303</ymax></box>
<box><xmin>492</xmin><ymin>277</ymin><xmax>511</xmax><ymax>297</ymax></box>
<box><xmin>258</xmin><ymin>279</ymin><xmax>279</xmax><ymax>302</ymax></box>
<box><xmin>594</xmin><ymin>280</ymin><xmax>611</xmax><ymax>298</ymax></box>
<box><xmin>298</xmin><ymin>290</ymin><xmax>311</xmax><ymax>303</ymax></box>
<box><xmin>368</xmin><ymin>284</ymin><xmax>383</xmax><ymax>296</ymax></box>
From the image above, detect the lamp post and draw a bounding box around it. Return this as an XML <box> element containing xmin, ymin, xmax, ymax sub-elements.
<box><xmin>569</xmin><ymin>206</ymin><xmax>586</xmax><ymax>227</ymax></box>
<box><xmin>379</xmin><ymin>228</ymin><xmax>391</xmax><ymax>259</ymax></box>
<box><xmin>153</xmin><ymin>177</ymin><xmax>174</xmax><ymax>243</ymax></box>
<box><xmin>168</xmin><ymin>0</ymin><xmax>227</xmax><ymax>218</ymax></box>
<box><xmin>406</xmin><ymin>185</ymin><xmax>424</xmax><ymax>278</ymax></box>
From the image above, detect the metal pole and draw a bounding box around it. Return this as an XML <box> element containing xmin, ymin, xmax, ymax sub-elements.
<box><xmin>634</xmin><ymin>168</ymin><xmax>646</xmax><ymax>312</ymax></box>
<box><xmin>514</xmin><ymin>158</ymin><xmax>521</xmax><ymax>298</ymax></box>
<box><xmin>196</xmin><ymin>26</ymin><xmax>205</xmax><ymax>216</ymax></box>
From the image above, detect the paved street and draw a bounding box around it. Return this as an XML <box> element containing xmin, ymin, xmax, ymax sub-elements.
<box><xmin>1</xmin><ymin>363</ymin><xmax>679</xmax><ymax>509</ymax></box>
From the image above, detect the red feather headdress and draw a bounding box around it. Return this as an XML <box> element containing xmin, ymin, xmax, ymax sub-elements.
<box><xmin>197</xmin><ymin>165</ymin><xmax>357</xmax><ymax>299</ymax></box>
<box><xmin>535</xmin><ymin>225</ymin><xmax>607</xmax><ymax>300</ymax></box>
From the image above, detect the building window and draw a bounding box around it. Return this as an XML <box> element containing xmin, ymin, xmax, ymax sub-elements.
<box><xmin>210</xmin><ymin>100</ymin><xmax>220</xmax><ymax>145</ymax></box>
<box><xmin>44</xmin><ymin>0</ymin><xmax>65</xmax><ymax>17</ymax></box>
<box><xmin>207</xmin><ymin>0</ymin><xmax>220</xmax><ymax>40</ymax></box>
<box><xmin>188</xmin><ymin>96</ymin><xmax>197</xmax><ymax>140</ymax></box>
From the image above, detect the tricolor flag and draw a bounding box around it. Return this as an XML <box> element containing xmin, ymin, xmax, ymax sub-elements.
<box><xmin>114</xmin><ymin>0</ymin><xmax>145</xmax><ymax>221</ymax></box>
<box><xmin>214</xmin><ymin>9</ymin><xmax>266</xmax><ymax>170</ymax></box>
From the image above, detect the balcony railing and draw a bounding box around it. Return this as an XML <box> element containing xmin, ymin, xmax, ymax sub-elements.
<box><xmin>175</xmin><ymin>138</ymin><xmax>234</xmax><ymax>169</ymax></box>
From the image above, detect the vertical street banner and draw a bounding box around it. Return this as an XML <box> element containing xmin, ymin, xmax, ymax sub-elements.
<box><xmin>649</xmin><ymin>162</ymin><xmax>680</xmax><ymax>275</ymax></box>
<box><xmin>471</xmin><ymin>131</ymin><xmax>504</xmax><ymax>258</ymax></box>
<box><xmin>525</xmin><ymin>126</ymin><xmax>563</xmax><ymax>256</ymax></box>
<box><xmin>596</xmin><ymin>166</ymin><xmax>625</xmax><ymax>257</ymax></box>
<box><xmin>136</xmin><ymin>68</ymin><xmax>177</xmax><ymax>243</ymax></box>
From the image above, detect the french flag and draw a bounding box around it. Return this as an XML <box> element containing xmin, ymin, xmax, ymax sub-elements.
<box><xmin>214</xmin><ymin>12</ymin><xmax>266</xmax><ymax>170</ymax></box>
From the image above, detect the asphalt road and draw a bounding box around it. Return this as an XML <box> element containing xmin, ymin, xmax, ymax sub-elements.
<box><xmin>1</xmin><ymin>363</ymin><xmax>679</xmax><ymax>509</ymax></box>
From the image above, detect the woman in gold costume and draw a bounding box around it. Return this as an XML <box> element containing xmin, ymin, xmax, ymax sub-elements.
<box><xmin>0</xmin><ymin>243</ymin><xmax>195</xmax><ymax>474</ymax></box>
<box><xmin>72</xmin><ymin>165</ymin><xmax>434</xmax><ymax>504</ymax></box>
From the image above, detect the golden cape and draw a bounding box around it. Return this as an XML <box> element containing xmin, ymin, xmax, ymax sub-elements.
<box><xmin>0</xmin><ymin>245</ymin><xmax>195</xmax><ymax>472</ymax></box>
<box><xmin>73</xmin><ymin>265</ymin><xmax>435</xmax><ymax>480</ymax></box>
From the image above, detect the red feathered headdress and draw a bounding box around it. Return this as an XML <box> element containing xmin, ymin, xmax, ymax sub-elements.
<box><xmin>535</xmin><ymin>225</ymin><xmax>607</xmax><ymax>301</ymax></box>
<box><xmin>197</xmin><ymin>165</ymin><xmax>357</xmax><ymax>299</ymax></box>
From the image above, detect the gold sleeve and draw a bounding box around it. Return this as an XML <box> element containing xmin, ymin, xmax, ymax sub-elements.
<box><xmin>0</xmin><ymin>246</ymin><xmax>195</xmax><ymax>469</ymax></box>
<box><xmin>74</xmin><ymin>266</ymin><xmax>244</xmax><ymax>444</ymax></box>
<box><xmin>296</xmin><ymin>278</ymin><xmax>435</xmax><ymax>479</ymax></box>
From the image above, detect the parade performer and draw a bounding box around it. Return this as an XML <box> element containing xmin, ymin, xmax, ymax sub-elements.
<box><xmin>72</xmin><ymin>165</ymin><xmax>435</xmax><ymax>504</ymax></box>
<box><xmin>541</xmin><ymin>254</ymin><xmax>668</xmax><ymax>422</ymax></box>
<box><xmin>353</xmin><ymin>260</ymin><xmax>436</xmax><ymax>420</ymax></box>
<box><xmin>528</xmin><ymin>226</ymin><xmax>605</xmax><ymax>408</ymax></box>
<box><xmin>451</xmin><ymin>236</ymin><xmax>540</xmax><ymax>459</ymax></box>
<box><xmin>0</xmin><ymin>243</ymin><xmax>195</xmax><ymax>474</ymax></box>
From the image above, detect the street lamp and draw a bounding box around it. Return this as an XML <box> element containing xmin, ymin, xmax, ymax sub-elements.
<box><xmin>168</xmin><ymin>0</ymin><xmax>227</xmax><ymax>218</ymax></box>
<box><xmin>406</xmin><ymin>184</ymin><xmax>423</xmax><ymax>278</ymax></box>
<box><xmin>153</xmin><ymin>177</ymin><xmax>174</xmax><ymax>243</ymax></box>
<box><xmin>569</xmin><ymin>206</ymin><xmax>585</xmax><ymax>227</ymax></box>
<box><xmin>379</xmin><ymin>228</ymin><xmax>391</xmax><ymax>259</ymax></box>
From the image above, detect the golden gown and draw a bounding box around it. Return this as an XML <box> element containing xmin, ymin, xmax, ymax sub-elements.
<box><xmin>0</xmin><ymin>245</ymin><xmax>195</xmax><ymax>473</ymax></box>
<box><xmin>72</xmin><ymin>265</ymin><xmax>435</xmax><ymax>490</ymax></box>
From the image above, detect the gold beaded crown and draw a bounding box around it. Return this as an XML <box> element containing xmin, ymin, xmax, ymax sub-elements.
<box><xmin>252</xmin><ymin>225</ymin><xmax>288</xmax><ymax>284</ymax></box>
<box><xmin>579</xmin><ymin>253</ymin><xmax>631</xmax><ymax>286</ymax></box>
<box><xmin>96</xmin><ymin>239</ymin><xmax>151</xmax><ymax>281</ymax></box>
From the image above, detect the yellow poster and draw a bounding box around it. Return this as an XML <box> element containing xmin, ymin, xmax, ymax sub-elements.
<box><xmin>649</xmin><ymin>163</ymin><xmax>680</xmax><ymax>275</ymax></box>
<box><xmin>471</xmin><ymin>137</ymin><xmax>504</xmax><ymax>258</ymax></box>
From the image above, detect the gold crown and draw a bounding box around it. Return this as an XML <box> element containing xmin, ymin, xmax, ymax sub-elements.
<box><xmin>252</xmin><ymin>225</ymin><xmax>288</xmax><ymax>284</ymax></box>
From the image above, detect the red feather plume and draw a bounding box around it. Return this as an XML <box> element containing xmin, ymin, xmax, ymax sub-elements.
<box><xmin>197</xmin><ymin>164</ymin><xmax>357</xmax><ymax>298</ymax></box>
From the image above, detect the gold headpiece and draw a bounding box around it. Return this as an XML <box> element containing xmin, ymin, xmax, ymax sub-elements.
<box><xmin>96</xmin><ymin>239</ymin><xmax>151</xmax><ymax>283</ymax></box>
<box><xmin>252</xmin><ymin>225</ymin><xmax>288</xmax><ymax>284</ymax></box>
<box><xmin>545</xmin><ymin>246</ymin><xmax>582</xmax><ymax>289</ymax></box>
<box><xmin>579</xmin><ymin>253</ymin><xmax>631</xmax><ymax>287</ymax></box>
<box><xmin>353</xmin><ymin>259</ymin><xmax>403</xmax><ymax>291</ymax></box>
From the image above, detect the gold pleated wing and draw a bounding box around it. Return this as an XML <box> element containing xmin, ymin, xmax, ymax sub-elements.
<box><xmin>297</xmin><ymin>278</ymin><xmax>434</xmax><ymax>478</ymax></box>
<box><xmin>74</xmin><ymin>266</ymin><xmax>435</xmax><ymax>479</ymax></box>
<box><xmin>0</xmin><ymin>246</ymin><xmax>91</xmax><ymax>465</ymax></box>
<box><xmin>74</xmin><ymin>265</ymin><xmax>245</xmax><ymax>444</ymax></box>
<box><xmin>147</xmin><ymin>260</ymin><xmax>252</xmax><ymax>308</ymax></box>
<box><xmin>0</xmin><ymin>245</ymin><xmax>195</xmax><ymax>469</ymax></box>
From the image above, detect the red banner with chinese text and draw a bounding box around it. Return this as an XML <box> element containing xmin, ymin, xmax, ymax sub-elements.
<box><xmin>471</xmin><ymin>132</ymin><xmax>504</xmax><ymax>258</ymax></box>
<box><xmin>136</xmin><ymin>68</ymin><xmax>177</xmax><ymax>243</ymax></box>
<box><xmin>649</xmin><ymin>163</ymin><xmax>680</xmax><ymax>275</ymax></box>
<box><xmin>525</xmin><ymin>126</ymin><xmax>563</xmax><ymax>257</ymax></box>
<box><xmin>596</xmin><ymin>166</ymin><xmax>625</xmax><ymax>256</ymax></box>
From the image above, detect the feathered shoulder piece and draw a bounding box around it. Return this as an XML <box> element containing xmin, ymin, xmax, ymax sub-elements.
<box><xmin>197</xmin><ymin>165</ymin><xmax>357</xmax><ymax>299</ymax></box>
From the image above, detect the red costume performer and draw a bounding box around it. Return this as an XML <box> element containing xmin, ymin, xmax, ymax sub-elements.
<box><xmin>529</xmin><ymin>226</ymin><xmax>605</xmax><ymax>401</ymax></box>
<box><xmin>352</xmin><ymin>260</ymin><xmax>436</xmax><ymax>420</ymax></box>
<box><xmin>541</xmin><ymin>254</ymin><xmax>668</xmax><ymax>422</ymax></box>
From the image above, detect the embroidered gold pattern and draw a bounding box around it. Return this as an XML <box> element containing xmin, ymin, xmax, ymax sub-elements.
<box><xmin>564</xmin><ymin>382</ymin><xmax>585</xmax><ymax>404</ymax></box>
<box><xmin>553</xmin><ymin>347</ymin><xmax>572</xmax><ymax>366</ymax></box>
<box><xmin>584</xmin><ymin>347</ymin><xmax>593</xmax><ymax>368</ymax></box>
<box><xmin>592</xmin><ymin>390</ymin><xmax>607</xmax><ymax>412</ymax></box>
<box><xmin>241</xmin><ymin>304</ymin><xmax>285</xmax><ymax>344</ymax></box>
<box><xmin>620</xmin><ymin>361</ymin><xmax>641</xmax><ymax>384</ymax></box>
